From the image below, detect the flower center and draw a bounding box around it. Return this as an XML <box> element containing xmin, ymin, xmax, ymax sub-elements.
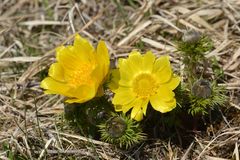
<box><xmin>132</xmin><ymin>73</ymin><xmax>158</xmax><ymax>98</ymax></box>
<box><xmin>69</xmin><ymin>62</ymin><xmax>94</xmax><ymax>86</ymax></box>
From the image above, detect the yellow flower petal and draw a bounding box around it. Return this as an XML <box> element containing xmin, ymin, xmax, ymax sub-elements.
<box><xmin>134</xmin><ymin>110</ymin><xmax>143</xmax><ymax>121</ymax></box>
<box><xmin>48</xmin><ymin>63</ymin><xmax>65</xmax><ymax>82</ymax></box>
<box><xmin>130</xmin><ymin>99</ymin><xmax>148</xmax><ymax>121</ymax></box>
<box><xmin>156</xmin><ymin>86</ymin><xmax>175</xmax><ymax>101</ymax></box>
<box><xmin>108</xmin><ymin>69</ymin><xmax>120</xmax><ymax>92</ymax></box>
<box><xmin>112</xmin><ymin>87</ymin><xmax>135</xmax><ymax>105</ymax></box>
<box><xmin>117</xmin><ymin>58</ymin><xmax>126</xmax><ymax>68</ymax></box>
<box><xmin>142</xmin><ymin>99</ymin><xmax>149</xmax><ymax>115</ymax></box>
<box><xmin>122</xmin><ymin>104</ymin><xmax>133</xmax><ymax>113</ymax></box>
<box><xmin>73</xmin><ymin>34</ymin><xmax>95</xmax><ymax>60</ymax></box>
<box><xmin>153</xmin><ymin>56</ymin><xmax>170</xmax><ymax>73</ymax></box>
<box><xmin>68</xmin><ymin>84</ymin><xmax>96</xmax><ymax>103</ymax></box>
<box><xmin>56</xmin><ymin>46</ymin><xmax>82</xmax><ymax>70</ymax></box>
<box><xmin>125</xmin><ymin>99</ymin><xmax>149</xmax><ymax>116</ymax></box>
<box><xmin>118</xmin><ymin>51</ymin><xmax>143</xmax><ymax>86</ymax></box>
<box><xmin>142</xmin><ymin>51</ymin><xmax>155</xmax><ymax>72</ymax></box>
<box><xmin>40</xmin><ymin>77</ymin><xmax>71</xmax><ymax>95</ymax></box>
<box><xmin>165</xmin><ymin>75</ymin><xmax>181</xmax><ymax>90</ymax></box>
<box><xmin>66</xmin><ymin>95</ymin><xmax>94</xmax><ymax>103</ymax></box>
<box><xmin>131</xmin><ymin>104</ymin><xmax>143</xmax><ymax>121</ymax></box>
<box><xmin>127</xmin><ymin>51</ymin><xmax>142</xmax><ymax>72</ymax></box>
<box><xmin>90</xmin><ymin>40</ymin><xmax>110</xmax><ymax>86</ymax></box>
<box><xmin>122</xmin><ymin>99</ymin><xmax>137</xmax><ymax>113</ymax></box>
<box><xmin>96</xmin><ymin>40</ymin><xmax>110</xmax><ymax>78</ymax></box>
<box><xmin>119</xmin><ymin>63</ymin><xmax>136</xmax><ymax>86</ymax></box>
<box><xmin>154</xmin><ymin>65</ymin><xmax>172</xmax><ymax>84</ymax></box>
<box><xmin>65</xmin><ymin>98</ymin><xmax>84</xmax><ymax>103</ymax></box>
<box><xmin>150</xmin><ymin>96</ymin><xmax>176</xmax><ymax>113</ymax></box>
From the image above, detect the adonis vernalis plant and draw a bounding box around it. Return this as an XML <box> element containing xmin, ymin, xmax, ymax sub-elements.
<box><xmin>110</xmin><ymin>51</ymin><xmax>180</xmax><ymax>121</ymax></box>
<box><xmin>41</xmin><ymin>34</ymin><xmax>110</xmax><ymax>103</ymax></box>
<box><xmin>176</xmin><ymin>30</ymin><xmax>227</xmax><ymax>117</ymax></box>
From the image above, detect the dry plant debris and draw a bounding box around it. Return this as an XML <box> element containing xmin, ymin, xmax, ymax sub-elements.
<box><xmin>0</xmin><ymin>0</ymin><xmax>240</xmax><ymax>159</ymax></box>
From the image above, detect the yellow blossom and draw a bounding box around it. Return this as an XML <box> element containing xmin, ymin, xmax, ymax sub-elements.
<box><xmin>41</xmin><ymin>34</ymin><xmax>110</xmax><ymax>103</ymax></box>
<box><xmin>110</xmin><ymin>51</ymin><xmax>180</xmax><ymax>121</ymax></box>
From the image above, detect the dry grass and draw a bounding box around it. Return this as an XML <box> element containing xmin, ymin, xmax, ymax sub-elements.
<box><xmin>0</xmin><ymin>0</ymin><xmax>240</xmax><ymax>159</ymax></box>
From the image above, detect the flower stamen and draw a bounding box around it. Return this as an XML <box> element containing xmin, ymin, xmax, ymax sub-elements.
<box><xmin>132</xmin><ymin>73</ymin><xmax>158</xmax><ymax>99</ymax></box>
<box><xmin>68</xmin><ymin>62</ymin><xmax>95</xmax><ymax>87</ymax></box>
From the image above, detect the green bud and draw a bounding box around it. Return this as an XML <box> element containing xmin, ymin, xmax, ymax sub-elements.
<box><xmin>106</xmin><ymin>116</ymin><xmax>127</xmax><ymax>138</ymax></box>
<box><xmin>191</xmin><ymin>79</ymin><xmax>212</xmax><ymax>98</ymax></box>
<box><xmin>182</xmin><ymin>29</ymin><xmax>201</xmax><ymax>43</ymax></box>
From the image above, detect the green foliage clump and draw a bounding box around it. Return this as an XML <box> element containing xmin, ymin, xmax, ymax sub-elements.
<box><xmin>211</xmin><ymin>57</ymin><xmax>225</xmax><ymax>80</ymax></box>
<box><xmin>178</xmin><ymin>33</ymin><xmax>214</xmax><ymax>61</ymax></box>
<box><xmin>188</xmin><ymin>81</ymin><xmax>227</xmax><ymax>115</ymax></box>
<box><xmin>98</xmin><ymin>113</ymin><xmax>146</xmax><ymax>149</ymax></box>
<box><xmin>64</xmin><ymin>97</ymin><xmax>113</xmax><ymax>138</ymax></box>
<box><xmin>60</xmin><ymin>28</ymin><xmax>228</xmax><ymax>149</ymax></box>
<box><xmin>176</xmin><ymin>29</ymin><xmax>227</xmax><ymax>117</ymax></box>
<box><xmin>177</xmin><ymin>30</ymin><xmax>214</xmax><ymax>81</ymax></box>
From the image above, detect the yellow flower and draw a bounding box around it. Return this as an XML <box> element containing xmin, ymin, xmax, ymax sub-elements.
<box><xmin>41</xmin><ymin>34</ymin><xmax>110</xmax><ymax>103</ymax></box>
<box><xmin>110</xmin><ymin>51</ymin><xmax>180</xmax><ymax>121</ymax></box>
